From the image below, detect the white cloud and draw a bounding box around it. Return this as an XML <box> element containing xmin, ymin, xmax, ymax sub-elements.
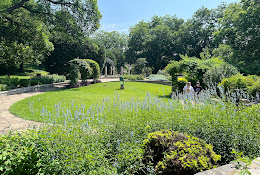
<box><xmin>100</xmin><ymin>24</ymin><xmax>121</xmax><ymax>30</ymax></box>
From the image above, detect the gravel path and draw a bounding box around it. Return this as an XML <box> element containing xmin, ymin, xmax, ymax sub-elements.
<box><xmin>0</xmin><ymin>78</ymin><xmax>119</xmax><ymax>135</ymax></box>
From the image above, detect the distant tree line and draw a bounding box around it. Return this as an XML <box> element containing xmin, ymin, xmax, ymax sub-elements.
<box><xmin>126</xmin><ymin>0</ymin><xmax>259</xmax><ymax>75</ymax></box>
<box><xmin>1</xmin><ymin>0</ymin><xmax>259</xmax><ymax>76</ymax></box>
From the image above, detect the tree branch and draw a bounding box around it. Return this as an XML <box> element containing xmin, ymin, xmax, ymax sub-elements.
<box><xmin>45</xmin><ymin>0</ymin><xmax>73</xmax><ymax>6</ymax></box>
<box><xmin>21</xmin><ymin>5</ymin><xmax>54</xmax><ymax>17</ymax></box>
<box><xmin>5</xmin><ymin>0</ymin><xmax>30</xmax><ymax>13</ymax></box>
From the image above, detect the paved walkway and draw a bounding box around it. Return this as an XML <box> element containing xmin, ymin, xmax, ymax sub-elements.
<box><xmin>0</xmin><ymin>78</ymin><xmax>119</xmax><ymax>135</ymax></box>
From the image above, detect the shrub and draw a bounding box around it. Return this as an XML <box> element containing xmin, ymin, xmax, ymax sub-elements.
<box><xmin>142</xmin><ymin>130</ymin><xmax>221</xmax><ymax>175</ymax></box>
<box><xmin>219</xmin><ymin>75</ymin><xmax>256</xmax><ymax>92</ymax></box>
<box><xmin>203</xmin><ymin>63</ymin><xmax>239</xmax><ymax>86</ymax></box>
<box><xmin>83</xmin><ymin>59</ymin><xmax>100</xmax><ymax>80</ymax></box>
<box><xmin>10</xmin><ymin>78</ymin><xmax>19</xmax><ymax>88</ymax></box>
<box><xmin>176</xmin><ymin>77</ymin><xmax>188</xmax><ymax>91</ymax></box>
<box><xmin>132</xmin><ymin>58</ymin><xmax>147</xmax><ymax>75</ymax></box>
<box><xmin>0</xmin><ymin>84</ymin><xmax>9</xmax><ymax>91</ymax></box>
<box><xmin>51</xmin><ymin>74</ymin><xmax>66</xmax><ymax>83</ymax></box>
<box><xmin>122</xmin><ymin>74</ymin><xmax>144</xmax><ymax>80</ymax></box>
<box><xmin>0</xmin><ymin>131</ymin><xmax>48</xmax><ymax>174</ymax></box>
<box><xmin>66</xmin><ymin>63</ymin><xmax>81</xmax><ymax>84</ymax></box>
<box><xmin>69</xmin><ymin>59</ymin><xmax>92</xmax><ymax>81</ymax></box>
<box><xmin>19</xmin><ymin>79</ymin><xmax>30</xmax><ymax>87</ymax></box>
<box><xmin>248</xmin><ymin>81</ymin><xmax>260</xmax><ymax>97</ymax></box>
<box><xmin>30</xmin><ymin>79</ymin><xmax>41</xmax><ymax>86</ymax></box>
<box><xmin>148</xmin><ymin>74</ymin><xmax>168</xmax><ymax>81</ymax></box>
<box><xmin>30</xmin><ymin>75</ymin><xmax>65</xmax><ymax>86</ymax></box>
<box><xmin>0</xmin><ymin>76</ymin><xmax>19</xmax><ymax>89</ymax></box>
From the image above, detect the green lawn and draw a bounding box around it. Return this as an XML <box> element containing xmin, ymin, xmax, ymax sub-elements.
<box><xmin>10</xmin><ymin>82</ymin><xmax>171</xmax><ymax>122</ymax></box>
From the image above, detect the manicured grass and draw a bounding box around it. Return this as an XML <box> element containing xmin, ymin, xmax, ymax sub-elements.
<box><xmin>10</xmin><ymin>82</ymin><xmax>171</xmax><ymax>122</ymax></box>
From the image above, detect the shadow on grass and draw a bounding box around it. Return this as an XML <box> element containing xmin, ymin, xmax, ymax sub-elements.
<box><xmin>114</xmin><ymin>88</ymin><xmax>125</xmax><ymax>90</ymax></box>
<box><xmin>158</xmin><ymin>94</ymin><xmax>172</xmax><ymax>99</ymax></box>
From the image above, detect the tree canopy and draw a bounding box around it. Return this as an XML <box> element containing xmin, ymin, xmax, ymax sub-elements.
<box><xmin>0</xmin><ymin>0</ymin><xmax>101</xmax><ymax>74</ymax></box>
<box><xmin>126</xmin><ymin>0</ymin><xmax>259</xmax><ymax>75</ymax></box>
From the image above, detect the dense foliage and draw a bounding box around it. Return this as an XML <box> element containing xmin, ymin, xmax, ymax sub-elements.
<box><xmin>0</xmin><ymin>74</ymin><xmax>65</xmax><ymax>90</ymax></box>
<box><xmin>220</xmin><ymin>74</ymin><xmax>260</xmax><ymax>97</ymax></box>
<box><xmin>70</xmin><ymin>59</ymin><xmax>93</xmax><ymax>81</ymax></box>
<box><xmin>142</xmin><ymin>130</ymin><xmax>221</xmax><ymax>174</ymax></box>
<box><xmin>66</xmin><ymin>58</ymin><xmax>100</xmax><ymax>84</ymax></box>
<box><xmin>0</xmin><ymin>0</ymin><xmax>101</xmax><ymax>74</ymax></box>
<box><xmin>126</xmin><ymin>0</ymin><xmax>260</xmax><ymax>75</ymax></box>
<box><xmin>91</xmin><ymin>30</ymin><xmax>128</xmax><ymax>72</ymax></box>
<box><xmin>4</xmin><ymin>84</ymin><xmax>260</xmax><ymax>174</ymax></box>
<box><xmin>83</xmin><ymin>59</ymin><xmax>100</xmax><ymax>80</ymax></box>
<box><xmin>121</xmin><ymin>74</ymin><xmax>144</xmax><ymax>81</ymax></box>
<box><xmin>165</xmin><ymin>55</ymin><xmax>240</xmax><ymax>88</ymax></box>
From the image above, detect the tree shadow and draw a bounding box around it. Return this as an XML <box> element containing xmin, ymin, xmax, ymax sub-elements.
<box><xmin>158</xmin><ymin>94</ymin><xmax>172</xmax><ymax>99</ymax></box>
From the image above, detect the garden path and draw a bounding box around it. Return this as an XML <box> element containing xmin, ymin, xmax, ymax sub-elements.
<box><xmin>0</xmin><ymin>78</ymin><xmax>119</xmax><ymax>135</ymax></box>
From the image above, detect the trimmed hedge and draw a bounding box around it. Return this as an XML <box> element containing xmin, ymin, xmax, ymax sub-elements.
<box><xmin>67</xmin><ymin>58</ymin><xmax>100</xmax><ymax>84</ymax></box>
<box><xmin>83</xmin><ymin>59</ymin><xmax>100</xmax><ymax>80</ymax></box>
<box><xmin>69</xmin><ymin>59</ymin><xmax>93</xmax><ymax>81</ymax></box>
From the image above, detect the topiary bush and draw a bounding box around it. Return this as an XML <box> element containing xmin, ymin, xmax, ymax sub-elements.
<box><xmin>70</xmin><ymin>59</ymin><xmax>92</xmax><ymax>81</ymax></box>
<box><xmin>66</xmin><ymin>63</ymin><xmax>81</xmax><ymax>84</ymax></box>
<box><xmin>83</xmin><ymin>59</ymin><xmax>100</xmax><ymax>81</ymax></box>
<box><xmin>142</xmin><ymin>130</ymin><xmax>221</xmax><ymax>175</ymax></box>
<box><xmin>30</xmin><ymin>79</ymin><xmax>42</xmax><ymax>86</ymax></box>
<box><xmin>0</xmin><ymin>76</ymin><xmax>19</xmax><ymax>89</ymax></box>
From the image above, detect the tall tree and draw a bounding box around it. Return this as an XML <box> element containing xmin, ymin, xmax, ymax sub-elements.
<box><xmin>126</xmin><ymin>16</ymin><xmax>184</xmax><ymax>73</ymax></box>
<box><xmin>214</xmin><ymin>0</ymin><xmax>260</xmax><ymax>75</ymax></box>
<box><xmin>0</xmin><ymin>0</ymin><xmax>101</xmax><ymax>73</ymax></box>
<box><xmin>91</xmin><ymin>30</ymin><xmax>128</xmax><ymax>71</ymax></box>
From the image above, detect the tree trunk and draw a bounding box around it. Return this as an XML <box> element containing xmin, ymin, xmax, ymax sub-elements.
<box><xmin>20</xmin><ymin>57</ymin><xmax>24</xmax><ymax>72</ymax></box>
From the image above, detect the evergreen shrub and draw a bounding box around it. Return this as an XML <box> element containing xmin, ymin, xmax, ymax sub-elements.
<box><xmin>142</xmin><ymin>130</ymin><xmax>221</xmax><ymax>175</ymax></box>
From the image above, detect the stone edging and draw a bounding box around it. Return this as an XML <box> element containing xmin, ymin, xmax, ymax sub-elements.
<box><xmin>195</xmin><ymin>157</ymin><xmax>260</xmax><ymax>175</ymax></box>
<box><xmin>0</xmin><ymin>82</ymin><xmax>68</xmax><ymax>97</ymax></box>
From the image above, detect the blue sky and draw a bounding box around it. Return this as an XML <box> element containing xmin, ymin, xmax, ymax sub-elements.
<box><xmin>97</xmin><ymin>0</ymin><xmax>238</xmax><ymax>33</ymax></box>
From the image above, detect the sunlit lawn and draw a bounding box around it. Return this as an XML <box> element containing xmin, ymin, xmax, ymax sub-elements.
<box><xmin>10</xmin><ymin>82</ymin><xmax>171</xmax><ymax>122</ymax></box>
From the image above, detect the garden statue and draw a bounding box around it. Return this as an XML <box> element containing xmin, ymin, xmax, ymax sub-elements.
<box><xmin>120</xmin><ymin>77</ymin><xmax>124</xmax><ymax>89</ymax></box>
